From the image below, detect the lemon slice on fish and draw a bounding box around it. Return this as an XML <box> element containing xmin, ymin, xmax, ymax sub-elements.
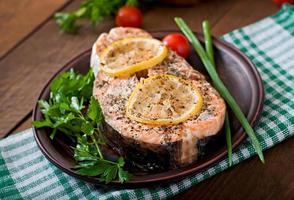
<box><xmin>100</xmin><ymin>38</ymin><xmax>168</xmax><ymax>77</ymax></box>
<box><xmin>126</xmin><ymin>74</ymin><xmax>203</xmax><ymax>125</ymax></box>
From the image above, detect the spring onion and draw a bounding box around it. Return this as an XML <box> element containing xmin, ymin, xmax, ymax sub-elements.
<box><xmin>202</xmin><ymin>21</ymin><xmax>215</xmax><ymax>66</ymax></box>
<box><xmin>202</xmin><ymin>20</ymin><xmax>233</xmax><ymax>166</ymax></box>
<box><xmin>175</xmin><ymin>17</ymin><xmax>264</xmax><ymax>163</ymax></box>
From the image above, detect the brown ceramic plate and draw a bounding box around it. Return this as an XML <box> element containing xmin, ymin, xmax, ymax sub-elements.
<box><xmin>33</xmin><ymin>31</ymin><xmax>264</xmax><ymax>188</ymax></box>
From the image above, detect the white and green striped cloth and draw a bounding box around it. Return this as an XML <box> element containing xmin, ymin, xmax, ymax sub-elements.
<box><xmin>1</xmin><ymin>4</ymin><xmax>293</xmax><ymax>200</ymax></box>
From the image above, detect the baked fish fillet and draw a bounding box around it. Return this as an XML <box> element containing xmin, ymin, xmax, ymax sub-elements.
<box><xmin>91</xmin><ymin>27</ymin><xmax>226</xmax><ymax>169</ymax></box>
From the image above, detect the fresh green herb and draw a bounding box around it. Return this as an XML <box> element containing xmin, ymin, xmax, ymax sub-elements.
<box><xmin>33</xmin><ymin>69</ymin><xmax>132</xmax><ymax>183</ymax></box>
<box><xmin>224</xmin><ymin>112</ymin><xmax>232</xmax><ymax>165</ymax></box>
<box><xmin>175</xmin><ymin>17</ymin><xmax>265</xmax><ymax>163</ymax></box>
<box><xmin>202</xmin><ymin>20</ymin><xmax>232</xmax><ymax>166</ymax></box>
<box><xmin>54</xmin><ymin>0</ymin><xmax>138</xmax><ymax>33</ymax></box>
<box><xmin>202</xmin><ymin>21</ymin><xmax>215</xmax><ymax>66</ymax></box>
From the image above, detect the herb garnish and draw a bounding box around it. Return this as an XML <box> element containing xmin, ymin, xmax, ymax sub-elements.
<box><xmin>33</xmin><ymin>69</ymin><xmax>132</xmax><ymax>183</ymax></box>
<box><xmin>54</xmin><ymin>0</ymin><xmax>138</xmax><ymax>33</ymax></box>
<box><xmin>175</xmin><ymin>17</ymin><xmax>265</xmax><ymax>163</ymax></box>
<box><xmin>202</xmin><ymin>20</ymin><xmax>233</xmax><ymax>166</ymax></box>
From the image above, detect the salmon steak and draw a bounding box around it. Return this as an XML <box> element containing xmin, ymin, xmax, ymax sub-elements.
<box><xmin>91</xmin><ymin>27</ymin><xmax>226</xmax><ymax>169</ymax></box>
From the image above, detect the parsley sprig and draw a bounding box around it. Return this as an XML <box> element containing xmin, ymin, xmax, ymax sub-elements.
<box><xmin>33</xmin><ymin>69</ymin><xmax>132</xmax><ymax>183</ymax></box>
<box><xmin>54</xmin><ymin>0</ymin><xmax>138</xmax><ymax>33</ymax></box>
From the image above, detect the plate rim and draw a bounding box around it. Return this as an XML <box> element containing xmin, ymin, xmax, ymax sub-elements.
<box><xmin>32</xmin><ymin>30</ymin><xmax>264</xmax><ymax>187</ymax></box>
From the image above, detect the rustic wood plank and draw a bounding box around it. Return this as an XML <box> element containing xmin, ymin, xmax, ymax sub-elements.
<box><xmin>0</xmin><ymin>0</ymin><xmax>71</xmax><ymax>58</ymax></box>
<box><xmin>0</xmin><ymin>0</ymin><xmax>235</xmax><ymax>138</ymax></box>
<box><xmin>211</xmin><ymin>0</ymin><xmax>279</xmax><ymax>36</ymax></box>
<box><xmin>142</xmin><ymin>0</ymin><xmax>234</xmax><ymax>31</ymax></box>
<box><xmin>10</xmin><ymin>114</ymin><xmax>32</xmax><ymax>135</ymax></box>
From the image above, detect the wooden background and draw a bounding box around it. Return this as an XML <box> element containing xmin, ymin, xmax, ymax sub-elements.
<box><xmin>0</xmin><ymin>0</ymin><xmax>293</xmax><ymax>199</ymax></box>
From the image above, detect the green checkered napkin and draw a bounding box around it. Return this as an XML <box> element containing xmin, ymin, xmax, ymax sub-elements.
<box><xmin>1</xmin><ymin>4</ymin><xmax>294</xmax><ymax>200</ymax></box>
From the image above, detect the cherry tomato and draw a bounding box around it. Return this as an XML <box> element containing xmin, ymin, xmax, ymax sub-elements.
<box><xmin>115</xmin><ymin>6</ymin><xmax>143</xmax><ymax>27</ymax></box>
<box><xmin>273</xmin><ymin>0</ymin><xmax>294</xmax><ymax>5</ymax></box>
<box><xmin>162</xmin><ymin>33</ymin><xmax>190</xmax><ymax>58</ymax></box>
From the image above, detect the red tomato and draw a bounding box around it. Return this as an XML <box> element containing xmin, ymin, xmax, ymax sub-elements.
<box><xmin>115</xmin><ymin>6</ymin><xmax>143</xmax><ymax>27</ymax></box>
<box><xmin>162</xmin><ymin>33</ymin><xmax>190</xmax><ymax>58</ymax></box>
<box><xmin>273</xmin><ymin>0</ymin><xmax>294</xmax><ymax>5</ymax></box>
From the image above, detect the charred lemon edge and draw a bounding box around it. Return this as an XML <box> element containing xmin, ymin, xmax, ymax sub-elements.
<box><xmin>100</xmin><ymin>37</ymin><xmax>168</xmax><ymax>77</ymax></box>
<box><xmin>126</xmin><ymin>74</ymin><xmax>203</xmax><ymax>125</ymax></box>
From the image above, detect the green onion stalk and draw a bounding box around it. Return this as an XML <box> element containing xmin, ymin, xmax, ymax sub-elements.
<box><xmin>175</xmin><ymin>17</ymin><xmax>264</xmax><ymax>163</ymax></box>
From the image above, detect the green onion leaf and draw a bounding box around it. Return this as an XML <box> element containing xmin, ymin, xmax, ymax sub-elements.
<box><xmin>175</xmin><ymin>17</ymin><xmax>264</xmax><ymax>163</ymax></box>
<box><xmin>202</xmin><ymin>20</ymin><xmax>233</xmax><ymax>166</ymax></box>
<box><xmin>224</xmin><ymin>112</ymin><xmax>233</xmax><ymax>166</ymax></box>
<box><xmin>202</xmin><ymin>20</ymin><xmax>215</xmax><ymax>67</ymax></box>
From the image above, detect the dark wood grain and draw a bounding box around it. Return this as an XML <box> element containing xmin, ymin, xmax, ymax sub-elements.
<box><xmin>212</xmin><ymin>0</ymin><xmax>279</xmax><ymax>36</ymax></box>
<box><xmin>1</xmin><ymin>0</ymin><xmax>293</xmax><ymax>199</ymax></box>
<box><xmin>0</xmin><ymin>0</ymin><xmax>235</xmax><ymax>138</ymax></box>
<box><xmin>11</xmin><ymin>113</ymin><xmax>32</xmax><ymax>135</ymax></box>
<box><xmin>0</xmin><ymin>0</ymin><xmax>71</xmax><ymax>58</ymax></box>
<box><xmin>142</xmin><ymin>0</ymin><xmax>234</xmax><ymax>31</ymax></box>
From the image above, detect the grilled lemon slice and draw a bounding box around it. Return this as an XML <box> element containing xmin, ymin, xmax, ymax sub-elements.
<box><xmin>126</xmin><ymin>74</ymin><xmax>203</xmax><ymax>125</ymax></box>
<box><xmin>100</xmin><ymin>38</ymin><xmax>168</xmax><ymax>77</ymax></box>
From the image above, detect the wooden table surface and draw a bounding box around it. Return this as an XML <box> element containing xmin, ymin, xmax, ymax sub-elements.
<box><xmin>1</xmin><ymin>0</ymin><xmax>293</xmax><ymax>199</ymax></box>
